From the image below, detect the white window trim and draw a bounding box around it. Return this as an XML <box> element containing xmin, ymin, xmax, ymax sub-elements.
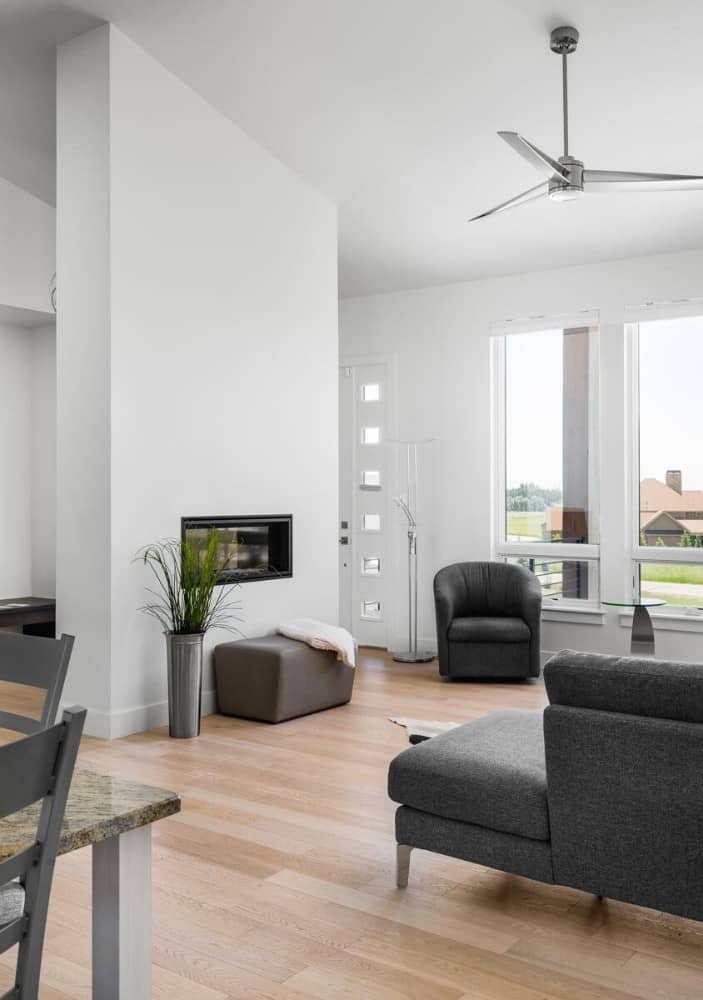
<box><xmin>491</xmin><ymin>319</ymin><xmax>602</xmax><ymax>612</ymax></box>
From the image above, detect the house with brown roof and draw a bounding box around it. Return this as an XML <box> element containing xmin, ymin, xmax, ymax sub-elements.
<box><xmin>640</xmin><ymin>471</ymin><xmax>703</xmax><ymax>545</ymax></box>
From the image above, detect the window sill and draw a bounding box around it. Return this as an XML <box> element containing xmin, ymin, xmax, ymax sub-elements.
<box><xmin>542</xmin><ymin>603</ymin><xmax>606</xmax><ymax>625</ymax></box>
<box><xmin>618</xmin><ymin>609</ymin><xmax>703</xmax><ymax>633</ymax></box>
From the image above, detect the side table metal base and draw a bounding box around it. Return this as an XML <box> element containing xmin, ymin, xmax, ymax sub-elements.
<box><xmin>631</xmin><ymin>603</ymin><xmax>655</xmax><ymax>656</ymax></box>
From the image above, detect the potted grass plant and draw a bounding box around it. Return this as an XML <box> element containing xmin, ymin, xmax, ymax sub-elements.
<box><xmin>138</xmin><ymin>530</ymin><xmax>243</xmax><ymax>738</ymax></box>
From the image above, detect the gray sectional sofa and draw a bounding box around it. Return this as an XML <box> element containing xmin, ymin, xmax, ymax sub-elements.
<box><xmin>389</xmin><ymin>649</ymin><xmax>703</xmax><ymax>922</ymax></box>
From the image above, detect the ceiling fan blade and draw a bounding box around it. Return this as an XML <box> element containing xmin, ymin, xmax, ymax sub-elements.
<box><xmin>584</xmin><ymin>169</ymin><xmax>703</xmax><ymax>192</ymax></box>
<box><xmin>498</xmin><ymin>132</ymin><xmax>567</xmax><ymax>179</ymax></box>
<box><xmin>469</xmin><ymin>181</ymin><xmax>549</xmax><ymax>222</ymax></box>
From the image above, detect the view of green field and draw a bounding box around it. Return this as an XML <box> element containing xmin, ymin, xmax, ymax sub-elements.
<box><xmin>640</xmin><ymin>562</ymin><xmax>703</xmax><ymax>607</ymax></box>
<box><xmin>506</xmin><ymin>511</ymin><xmax>546</xmax><ymax>541</ymax></box>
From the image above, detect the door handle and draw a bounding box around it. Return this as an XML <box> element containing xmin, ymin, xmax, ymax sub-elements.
<box><xmin>339</xmin><ymin>536</ymin><xmax>349</xmax><ymax>545</ymax></box>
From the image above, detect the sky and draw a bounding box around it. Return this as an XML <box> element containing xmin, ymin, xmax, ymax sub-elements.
<box><xmin>504</xmin><ymin>316</ymin><xmax>703</xmax><ymax>494</ymax></box>
<box><xmin>639</xmin><ymin>316</ymin><xmax>703</xmax><ymax>490</ymax></box>
<box><xmin>505</xmin><ymin>329</ymin><xmax>564</xmax><ymax>490</ymax></box>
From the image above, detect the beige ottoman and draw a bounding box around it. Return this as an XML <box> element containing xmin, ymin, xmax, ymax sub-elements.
<box><xmin>214</xmin><ymin>635</ymin><xmax>355</xmax><ymax>723</ymax></box>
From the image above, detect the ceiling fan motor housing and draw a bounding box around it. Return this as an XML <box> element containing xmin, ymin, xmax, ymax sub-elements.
<box><xmin>549</xmin><ymin>156</ymin><xmax>584</xmax><ymax>200</ymax></box>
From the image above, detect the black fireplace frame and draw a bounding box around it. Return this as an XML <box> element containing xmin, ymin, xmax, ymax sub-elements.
<box><xmin>181</xmin><ymin>514</ymin><xmax>293</xmax><ymax>584</ymax></box>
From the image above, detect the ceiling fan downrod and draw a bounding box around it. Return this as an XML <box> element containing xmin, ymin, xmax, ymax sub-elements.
<box><xmin>549</xmin><ymin>25</ymin><xmax>579</xmax><ymax>159</ymax></box>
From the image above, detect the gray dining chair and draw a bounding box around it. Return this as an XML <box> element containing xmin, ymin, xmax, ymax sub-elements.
<box><xmin>0</xmin><ymin>633</ymin><xmax>74</xmax><ymax>736</ymax></box>
<box><xmin>0</xmin><ymin>705</ymin><xmax>85</xmax><ymax>999</ymax></box>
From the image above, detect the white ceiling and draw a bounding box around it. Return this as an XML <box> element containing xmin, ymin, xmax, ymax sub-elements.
<box><xmin>4</xmin><ymin>0</ymin><xmax>703</xmax><ymax>296</ymax></box>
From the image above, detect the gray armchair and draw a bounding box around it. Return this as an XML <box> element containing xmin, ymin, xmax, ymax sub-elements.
<box><xmin>390</xmin><ymin>649</ymin><xmax>703</xmax><ymax>923</ymax></box>
<box><xmin>434</xmin><ymin>561</ymin><xmax>542</xmax><ymax>679</ymax></box>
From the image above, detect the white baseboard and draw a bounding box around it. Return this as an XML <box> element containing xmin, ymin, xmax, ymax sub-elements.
<box><xmin>64</xmin><ymin>688</ymin><xmax>218</xmax><ymax>740</ymax></box>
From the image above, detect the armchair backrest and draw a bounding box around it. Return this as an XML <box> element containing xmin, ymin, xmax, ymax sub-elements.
<box><xmin>543</xmin><ymin>649</ymin><xmax>703</xmax><ymax>921</ymax></box>
<box><xmin>433</xmin><ymin>561</ymin><xmax>541</xmax><ymax>619</ymax></box>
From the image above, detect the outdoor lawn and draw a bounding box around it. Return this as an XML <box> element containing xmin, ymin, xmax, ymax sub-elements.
<box><xmin>506</xmin><ymin>511</ymin><xmax>546</xmax><ymax>541</ymax></box>
<box><xmin>640</xmin><ymin>562</ymin><xmax>703</xmax><ymax>607</ymax></box>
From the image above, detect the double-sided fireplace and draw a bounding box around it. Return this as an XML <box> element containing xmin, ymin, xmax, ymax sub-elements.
<box><xmin>181</xmin><ymin>515</ymin><xmax>292</xmax><ymax>583</ymax></box>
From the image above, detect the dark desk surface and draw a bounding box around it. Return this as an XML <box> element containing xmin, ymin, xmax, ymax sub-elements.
<box><xmin>0</xmin><ymin>597</ymin><xmax>55</xmax><ymax>614</ymax></box>
<box><xmin>0</xmin><ymin>598</ymin><xmax>56</xmax><ymax>633</ymax></box>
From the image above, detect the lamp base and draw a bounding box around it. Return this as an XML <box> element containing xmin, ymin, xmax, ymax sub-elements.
<box><xmin>392</xmin><ymin>650</ymin><xmax>435</xmax><ymax>663</ymax></box>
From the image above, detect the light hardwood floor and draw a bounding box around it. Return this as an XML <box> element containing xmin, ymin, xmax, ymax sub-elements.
<box><xmin>4</xmin><ymin>649</ymin><xmax>703</xmax><ymax>999</ymax></box>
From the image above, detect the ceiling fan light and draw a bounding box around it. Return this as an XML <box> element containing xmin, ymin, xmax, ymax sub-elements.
<box><xmin>548</xmin><ymin>185</ymin><xmax>584</xmax><ymax>202</ymax></box>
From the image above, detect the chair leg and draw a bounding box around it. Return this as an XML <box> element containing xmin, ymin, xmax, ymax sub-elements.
<box><xmin>396</xmin><ymin>844</ymin><xmax>412</xmax><ymax>888</ymax></box>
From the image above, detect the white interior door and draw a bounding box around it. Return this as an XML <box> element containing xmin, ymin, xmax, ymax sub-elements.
<box><xmin>339</xmin><ymin>362</ymin><xmax>390</xmax><ymax>647</ymax></box>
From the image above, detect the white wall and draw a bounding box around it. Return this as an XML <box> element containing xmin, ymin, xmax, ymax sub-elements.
<box><xmin>0</xmin><ymin>177</ymin><xmax>55</xmax><ymax>314</ymax></box>
<box><xmin>30</xmin><ymin>324</ymin><xmax>57</xmax><ymax>597</ymax></box>
<box><xmin>340</xmin><ymin>247</ymin><xmax>703</xmax><ymax>664</ymax></box>
<box><xmin>58</xmin><ymin>25</ymin><xmax>338</xmax><ymax>736</ymax></box>
<box><xmin>0</xmin><ymin>323</ymin><xmax>32</xmax><ymax>596</ymax></box>
<box><xmin>0</xmin><ymin>322</ymin><xmax>55</xmax><ymax>600</ymax></box>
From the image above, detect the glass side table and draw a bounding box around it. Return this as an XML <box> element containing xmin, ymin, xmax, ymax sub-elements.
<box><xmin>602</xmin><ymin>598</ymin><xmax>665</xmax><ymax>656</ymax></box>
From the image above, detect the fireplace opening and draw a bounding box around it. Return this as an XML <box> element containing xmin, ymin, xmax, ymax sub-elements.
<box><xmin>181</xmin><ymin>515</ymin><xmax>292</xmax><ymax>583</ymax></box>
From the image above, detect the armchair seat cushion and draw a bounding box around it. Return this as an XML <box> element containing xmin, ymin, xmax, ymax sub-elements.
<box><xmin>448</xmin><ymin>616</ymin><xmax>531</xmax><ymax>644</ymax></box>
<box><xmin>388</xmin><ymin>710</ymin><xmax>549</xmax><ymax>841</ymax></box>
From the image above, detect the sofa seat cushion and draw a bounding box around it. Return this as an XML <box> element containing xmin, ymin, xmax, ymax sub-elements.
<box><xmin>448</xmin><ymin>616</ymin><xmax>530</xmax><ymax>644</ymax></box>
<box><xmin>388</xmin><ymin>710</ymin><xmax>549</xmax><ymax>841</ymax></box>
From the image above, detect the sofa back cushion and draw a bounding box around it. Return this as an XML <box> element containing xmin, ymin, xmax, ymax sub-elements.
<box><xmin>544</xmin><ymin>648</ymin><xmax>703</xmax><ymax>724</ymax></box>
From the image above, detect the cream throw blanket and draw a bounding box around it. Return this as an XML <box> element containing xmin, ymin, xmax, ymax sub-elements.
<box><xmin>276</xmin><ymin>618</ymin><xmax>356</xmax><ymax>667</ymax></box>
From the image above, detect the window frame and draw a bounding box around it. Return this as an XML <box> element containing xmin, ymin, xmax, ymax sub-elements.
<box><xmin>491</xmin><ymin>314</ymin><xmax>601</xmax><ymax>609</ymax></box>
<box><xmin>627</xmin><ymin>308</ymin><xmax>703</xmax><ymax>616</ymax></box>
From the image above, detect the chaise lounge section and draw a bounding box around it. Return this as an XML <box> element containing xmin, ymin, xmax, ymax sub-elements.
<box><xmin>389</xmin><ymin>649</ymin><xmax>703</xmax><ymax>922</ymax></box>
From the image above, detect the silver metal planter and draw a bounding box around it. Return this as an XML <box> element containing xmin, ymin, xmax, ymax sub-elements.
<box><xmin>166</xmin><ymin>632</ymin><xmax>204</xmax><ymax>738</ymax></box>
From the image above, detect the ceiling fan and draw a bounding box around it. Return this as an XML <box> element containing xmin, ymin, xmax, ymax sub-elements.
<box><xmin>470</xmin><ymin>25</ymin><xmax>703</xmax><ymax>222</ymax></box>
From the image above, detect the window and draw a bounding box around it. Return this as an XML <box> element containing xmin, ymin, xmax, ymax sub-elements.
<box><xmin>493</xmin><ymin>321</ymin><xmax>599</xmax><ymax>604</ymax></box>
<box><xmin>362</xmin><ymin>513</ymin><xmax>381</xmax><ymax>532</ymax></box>
<box><xmin>631</xmin><ymin>313</ymin><xmax>703</xmax><ymax>612</ymax></box>
<box><xmin>361</xmin><ymin>383</ymin><xmax>380</xmax><ymax>402</ymax></box>
<box><xmin>361</xmin><ymin>426</ymin><xmax>380</xmax><ymax>445</ymax></box>
<box><xmin>362</xmin><ymin>556</ymin><xmax>381</xmax><ymax>575</ymax></box>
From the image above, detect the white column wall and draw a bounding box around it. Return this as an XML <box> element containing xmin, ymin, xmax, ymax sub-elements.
<box><xmin>57</xmin><ymin>25</ymin><xmax>338</xmax><ymax>736</ymax></box>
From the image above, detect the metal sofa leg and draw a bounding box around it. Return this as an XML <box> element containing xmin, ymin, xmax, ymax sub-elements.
<box><xmin>396</xmin><ymin>844</ymin><xmax>412</xmax><ymax>888</ymax></box>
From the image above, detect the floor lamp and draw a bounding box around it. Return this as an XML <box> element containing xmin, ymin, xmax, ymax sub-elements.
<box><xmin>391</xmin><ymin>438</ymin><xmax>436</xmax><ymax>663</ymax></box>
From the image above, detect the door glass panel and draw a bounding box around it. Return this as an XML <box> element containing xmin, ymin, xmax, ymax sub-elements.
<box><xmin>361</xmin><ymin>600</ymin><xmax>381</xmax><ymax>620</ymax></box>
<box><xmin>362</xmin><ymin>513</ymin><xmax>381</xmax><ymax>532</ymax></box>
<box><xmin>362</xmin><ymin>384</ymin><xmax>380</xmax><ymax>402</ymax></box>
<box><xmin>362</xmin><ymin>557</ymin><xmax>380</xmax><ymax>575</ymax></box>
<box><xmin>361</xmin><ymin>426</ymin><xmax>380</xmax><ymax>445</ymax></box>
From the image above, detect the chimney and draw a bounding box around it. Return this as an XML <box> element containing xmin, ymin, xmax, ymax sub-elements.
<box><xmin>666</xmin><ymin>470</ymin><xmax>682</xmax><ymax>494</ymax></box>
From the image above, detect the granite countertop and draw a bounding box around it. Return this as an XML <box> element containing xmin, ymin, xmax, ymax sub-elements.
<box><xmin>0</xmin><ymin>769</ymin><xmax>180</xmax><ymax>859</ymax></box>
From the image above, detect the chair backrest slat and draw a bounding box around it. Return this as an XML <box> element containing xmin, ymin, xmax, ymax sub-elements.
<box><xmin>0</xmin><ymin>633</ymin><xmax>74</xmax><ymax>733</ymax></box>
<box><xmin>0</xmin><ymin>846</ymin><xmax>41</xmax><ymax>886</ymax></box>
<box><xmin>0</xmin><ymin>712</ymin><xmax>40</xmax><ymax>736</ymax></box>
<box><xmin>0</xmin><ymin>917</ymin><xmax>29</xmax><ymax>956</ymax></box>
<box><xmin>0</xmin><ymin>726</ymin><xmax>64</xmax><ymax>821</ymax></box>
